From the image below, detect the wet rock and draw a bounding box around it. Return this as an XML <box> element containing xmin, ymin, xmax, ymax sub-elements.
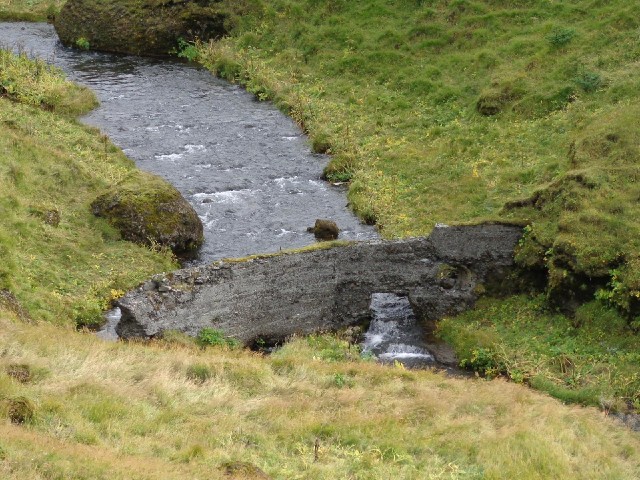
<box><xmin>91</xmin><ymin>172</ymin><xmax>203</xmax><ymax>254</ymax></box>
<box><xmin>116</xmin><ymin>224</ymin><xmax>522</xmax><ymax>342</ymax></box>
<box><xmin>54</xmin><ymin>0</ymin><xmax>229</xmax><ymax>56</ymax></box>
<box><xmin>307</xmin><ymin>219</ymin><xmax>339</xmax><ymax>240</ymax></box>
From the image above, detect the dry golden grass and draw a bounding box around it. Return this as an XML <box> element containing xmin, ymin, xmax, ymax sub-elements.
<box><xmin>1</xmin><ymin>310</ymin><xmax>639</xmax><ymax>479</ymax></box>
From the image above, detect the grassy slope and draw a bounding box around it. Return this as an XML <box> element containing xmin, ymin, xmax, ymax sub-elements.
<box><xmin>199</xmin><ymin>0</ymin><xmax>640</xmax><ymax>308</ymax></box>
<box><xmin>0</xmin><ymin>4</ymin><xmax>638</xmax><ymax>477</ymax></box>
<box><xmin>194</xmin><ymin>1</ymin><xmax>640</xmax><ymax>409</ymax></box>
<box><xmin>0</xmin><ymin>0</ymin><xmax>64</xmax><ymax>21</ymax></box>
<box><xmin>1</xmin><ymin>314</ymin><xmax>640</xmax><ymax>479</ymax></box>
<box><xmin>0</xmin><ymin>49</ymin><xmax>177</xmax><ymax>325</ymax></box>
<box><xmin>438</xmin><ymin>295</ymin><xmax>640</xmax><ymax>411</ymax></box>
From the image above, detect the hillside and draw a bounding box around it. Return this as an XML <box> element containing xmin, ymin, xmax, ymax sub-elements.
<box><xmin>192</xmin><ymin>0</ymin><xmax>640</xmax><ymax>411</ymax></box>
<box><xmin>197</xmin><ymin>0</ymin><xmax>640</xmax><ymax>319</ymax></box>
<box><xmin>0</xmin><ymin>1</ymin><xmax>639</xmax><ymax>477</ymax></box>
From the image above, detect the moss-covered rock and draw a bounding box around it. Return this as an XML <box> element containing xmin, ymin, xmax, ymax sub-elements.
<box><xmin>91</xmin><ymin>172</ymin><xmax>203</xmax><ymax>254</ymax></box>
<box><xmin>54</xmin><ymin>0</ymin><xmax>229</xmax><ymax>56</ymax></box>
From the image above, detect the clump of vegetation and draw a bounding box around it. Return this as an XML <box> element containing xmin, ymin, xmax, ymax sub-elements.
<box><xmin>5</xmin><ymin>364</ymin><xmax>31</xmax><ymax>384</ymax></box>
<box><xmin>197</xmin><ymin>327</ymin><xmax>239</xmax><ymax>348</ymax></box>
<box><xmin>75</xmin><ymin>37</ymin><xmax>90</xmax><ymax>50</ymax></box>
<box><xmin>176</xmin><ymin>38</ymin><xmax>199</xmax><ymax>62</ymax></box>
<box><xmin>185</xmin><ymin>363</ymin><xmax>213</xmax><ymax>383</ymax></box>
<box><xmin>547</xmin><ymin>27</ymin><xmax>576</xmax><ymax>48</ymax></box>
<box><xmin>2</xmin><ymin>396</ymin><xmax>35</xmax><ymax>424</ymax></box>
<box><xmin>0</xmin><ymin>49</ymin><xmax>97</xmax><ymax>116</ymax></box>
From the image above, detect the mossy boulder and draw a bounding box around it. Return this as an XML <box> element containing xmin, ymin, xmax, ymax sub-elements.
<box><xmin>54</xmin><ymin>0</ymin><xmax>229</xmax><ymax>56</ymax></box>
<box><xmin>91</xmin><ymin>173</ymin><xmax>203</xmax><ymax>254</ymax></box>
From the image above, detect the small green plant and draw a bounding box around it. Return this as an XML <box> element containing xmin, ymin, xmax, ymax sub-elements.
<box><xmin>332</xmin><ymin>372</ymin><xmax>354</xmax><ymax>388</ymax></box>
<box><xmin>176</xmin><ymin>38</ymin><xmax>199</xmax><ymax>62</ymax></box>
<box><xmin>547</xmin><ymin>28</ymin><xmax>575</xmax><ymax>47</ymax></box>
<box><xmin>575</xmin><ymin>71</ymin><xmax>602</xmax><ymax>93</ymax></box>
<box><xmin>306</xmin><ymin>334</ymin><xmax>360</xmax><ymax>362</ymax></box>
<box><xmin>75</xmin><ymin>37</ymin><xmax>90</xmax><ymax>50</ymax></box>
<box><xmin>460</xmin><ymin>347</ymin><xmax>505</xmax><ymax>378</ymax></box>
<box><xmin>186</xmin><ymin>363</ymin><xmax>213</xmax><ymax>384</ymax></box>
<box><xmin>196</xmin><ymin>327</ymin><xmax>239</xmax><ymax>348</ymax></box>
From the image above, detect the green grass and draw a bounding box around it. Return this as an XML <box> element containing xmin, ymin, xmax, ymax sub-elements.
<box><xmin>0</xmin><ymin>0</ymin><xmax>63</xmax><ymax>21</ymax></box>
<box><xmin>438</xmin><ymin>295</ymin><xmax>640</xmax><ymax>413</ymax></box>
<box><xmin>196</xmin><ymin>0</ymin><xmax>640</xmax><ymax>318</ymax></box>
<box><xmin>0</xmin><ymin>49</ymin><xmax>177</xmax><ymax>326</ymax></box>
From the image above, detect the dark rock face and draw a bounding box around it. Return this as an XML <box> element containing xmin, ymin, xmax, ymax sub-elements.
<box><xmin>54</xmin><ymin>0</ymin><xmax>228</xmax><ymax>56</ymax></box>
<box><xmin>116</xmin><ymin>224</ymin><xmax>522</xmax><ymax>342</ymax></box>
<box><xmin>307</xmin><ymin>219</ymin><xmax>339</xmax><ymax>240</ymax></box>
<box><xmin>91</xmin><ymin>172</ymin><xmax>203</xmax><ymax>254</ymax></box>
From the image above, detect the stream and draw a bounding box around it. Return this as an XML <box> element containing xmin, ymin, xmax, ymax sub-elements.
<box><xmin>0</xmin><ymin>22</ymin><xmax>377</xmax><ymax>262</ymax></box>
<box><xmin>0</xmin><ymin>22</ymin><xmax>441</xmax><ymax>367</ymax></box>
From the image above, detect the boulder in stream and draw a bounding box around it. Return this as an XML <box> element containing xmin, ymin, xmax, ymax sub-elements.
<box><xmin>91</xmin><ymin>172</ymin><xmax>204</xmax><ymax>254</ymax></box>
<box><xmin>54</xmin><ymin>0</ymin><xmax>230</xmax><ymax>56</ymax></box>
<box><xmin>307</xmin><ymin>219</ymin><xmax>340</xmax><ymax>240</ymax></box>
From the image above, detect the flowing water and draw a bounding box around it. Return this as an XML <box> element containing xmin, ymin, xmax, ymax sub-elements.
<box><xmin>362</xmin><ymin>293</ymin><xmax>435</xmax><ymax>368</ymax></box>
<box><xmin>0</xmin><ymin>22</ymin><xmax>377</xmax><ymax>262</ymax></box>
<box><xmin>1</xmin><ymin>23</ymin><xmax>440</xmax><ymax>362</ymax></box>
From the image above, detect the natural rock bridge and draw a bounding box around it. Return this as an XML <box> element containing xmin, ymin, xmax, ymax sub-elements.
<box><xmin>116</xmin><ymin>224</ymin><xmax>523</xmax><ymax>343</ymax></box>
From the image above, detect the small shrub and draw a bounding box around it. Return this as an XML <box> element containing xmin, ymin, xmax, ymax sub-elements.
<box><xmin>186</xmin><ymin>363</ymin><xmax>213</xmax><ymax>384</ymax></box>
<box><xmin>311</xmin><ymin>133</ymin><xmax>331</xmax><ymax>154</ymax></box>
<box><xmin>197</xmin><ymin>327</ymin><xmax>239</xmax><ymax>348</ymax></box>
<box><xmin>459</xmin><ymin>347</ymin><xmax>505</xmax><ymax>378</ymax></box>
<box><xmin>75</xmin><ymin>37</ymin><xmax>90</xmax><ymax>50</ymax></box>
<box><xmin>176</xmin><ymin>38</ymin><xmax>199</xmax><ymax>62</ymax></box>
<box><xmin>547</xmin><ymin>28</ymin><xmax>575</xmax><ymax>48</ymax></box>
<box><xmin>575</xmin><ymin>71</ymin><xmax>602</xmax><ymax>93</ymax></box>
